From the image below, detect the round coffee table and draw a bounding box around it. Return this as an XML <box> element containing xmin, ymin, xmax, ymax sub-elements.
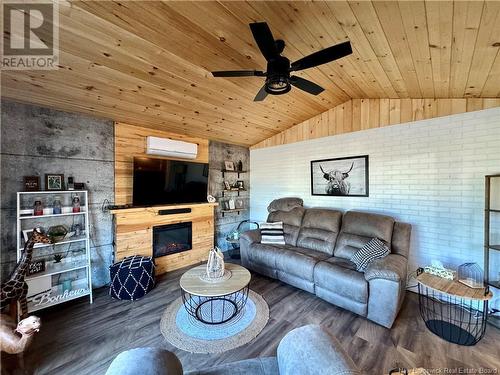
<box><xmin>180</xmin><ymin>263</ymin><xmax>251</xmax><ymax>324</ymax></box>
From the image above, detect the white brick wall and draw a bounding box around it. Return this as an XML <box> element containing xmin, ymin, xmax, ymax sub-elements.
<box><xmin>250</xmin><ymin>107</ymin><xmax>500</xmax><ymax>308</ymax></box>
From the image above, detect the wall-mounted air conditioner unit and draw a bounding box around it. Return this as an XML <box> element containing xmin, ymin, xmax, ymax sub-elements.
<box><xmin>146</xmin><ymin>136</ymin><xmax>198</xmax><ymax>159</ymax></box>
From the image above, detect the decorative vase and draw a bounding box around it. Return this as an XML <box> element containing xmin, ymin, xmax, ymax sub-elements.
<box><xmin>206</xmin><ymin>247</ymin><xmax>225</xmax><ymax>279</ymax></box>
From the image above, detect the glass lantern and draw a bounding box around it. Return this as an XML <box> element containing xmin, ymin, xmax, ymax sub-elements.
<box><xmin>457</xmin><ymin>262</ymin><xmax>484</xmax><ymax>289</ymax></box>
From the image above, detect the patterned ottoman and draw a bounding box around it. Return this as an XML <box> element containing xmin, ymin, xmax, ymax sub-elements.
<box><xmin>109</xmin><ymin>255</ymin><xmax>156</xmax><ymax>300</ymax></box>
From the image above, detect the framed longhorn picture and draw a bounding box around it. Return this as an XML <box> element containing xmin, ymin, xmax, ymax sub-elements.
<box><xmin>311</xmin><ymin>155</ymin><xmax>369</xmax><ymax>197</ymax></box>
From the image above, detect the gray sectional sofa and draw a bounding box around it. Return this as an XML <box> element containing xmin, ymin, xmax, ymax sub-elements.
<box><xmin>240</xmin><ymin>198</ymin><xmax>411</xmax><ymax>328</ymax></box>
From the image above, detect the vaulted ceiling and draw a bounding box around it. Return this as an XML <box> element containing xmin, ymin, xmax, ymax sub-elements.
<box><xmin>2</xmin><ymin>1</ymin><xmax>500</xmax><ymax>146</ymax></box>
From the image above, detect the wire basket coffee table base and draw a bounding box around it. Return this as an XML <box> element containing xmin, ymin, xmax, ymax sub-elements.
<box><xmin>182</xmin><ymin>286</ymin><xmax>249</xmax><ymax>325</ymax></box>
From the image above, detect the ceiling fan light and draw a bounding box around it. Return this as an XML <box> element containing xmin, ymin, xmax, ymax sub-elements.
<box><xmin>265</xmin><ymin>75</ymin><xmax>290</xmax><ymax>95</ymax></box>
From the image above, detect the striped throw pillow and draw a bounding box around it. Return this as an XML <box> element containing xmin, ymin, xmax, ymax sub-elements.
<box><xmin>350</xmin><ymin>238</ymin><xmax>390</xmax><ymax>272</ymax></box>
<box><xmin>260</xmin><ymin>222</ymin><xmax>286</xmax><ymax>245</ymax></box>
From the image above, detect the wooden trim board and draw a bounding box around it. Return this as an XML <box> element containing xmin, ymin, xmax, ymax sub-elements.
<box><xmin>251</xmin><ymin>98</ymin><xmax>500</xmax><ymax>149</ymax></box>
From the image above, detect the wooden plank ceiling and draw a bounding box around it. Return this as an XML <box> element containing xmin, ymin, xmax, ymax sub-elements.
<box><xmin>2</xmin><ymin>1</ymin><xmax>500</xmax><ymax>147</ymax></box>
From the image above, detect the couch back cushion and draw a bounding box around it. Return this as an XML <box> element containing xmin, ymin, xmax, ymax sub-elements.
<box><xmin>391</xmin><ymin>222</ymin><xmax>412</xmax><ymax>258</ymax></box>
<box><xmin>334</xmin><ymin>211</ymin><xmax>395</xmax><ymax>260</ymax></box>
<box><xmin>296</xmin><ymin>209</ymin><xmax>342</xmax><ymax>255</ymax></box>
<box><xmin>267</xmin><ymin>207</ymin><xmax>306</xmax><ymax>246</ymax></box>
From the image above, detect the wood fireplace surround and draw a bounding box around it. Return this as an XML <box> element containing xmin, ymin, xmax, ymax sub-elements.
<box><xmin>112</xmin><ymin>122</ymin><xmax>215</xmax><ymax>275</ymax></box>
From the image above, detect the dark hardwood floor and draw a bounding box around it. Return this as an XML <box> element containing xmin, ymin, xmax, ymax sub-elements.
<box><xmin>2</xmin><ymin>263</ymin><xmax>499</xmax><ymax>375</ymax></box>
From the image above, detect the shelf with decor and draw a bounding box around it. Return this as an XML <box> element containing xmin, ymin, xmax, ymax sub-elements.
<box><xmin>18</xmin><ymin>235</ymin><xmax>87</xmax><ymax>251</ymax></box>
<box><xmin>16</xmin><ymin>190</ymin><xmax>93</xmax><ymax>315</ymax></box>
<box><xmin>221</xmin><ymin>189</ymin><xmax>247</xmax><ymax>197</ymax></box>
<box><xmin>19</xmin><ymin>211</ymin><xmax>86</xmax><ymax>220</ymax></box>
<box><xmin>221</xmin><ymin>170</ymin><xmax>248</xmax><ymax>178</ymax></box>
<box><xmin>485</xmin><ymin>174</ymin><xmax>500</xmax><ymax>289</ymax></box>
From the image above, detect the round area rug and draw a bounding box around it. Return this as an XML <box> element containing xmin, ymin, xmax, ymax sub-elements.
<box><xmin>160</xmin><ymin>290</ymin><xmax>269</xmax><ymax>353</ymax></box>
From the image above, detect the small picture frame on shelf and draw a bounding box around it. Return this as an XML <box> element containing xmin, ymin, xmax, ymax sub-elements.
<box><xmin>228</xmin><ymin>199</ymin><xmax>236</xmax><ymax>210</ymax></box>
<box><xmin>74</xmin><ymin>182</ymin><xmax>85</xmax><ymax>190</ymax></box>
<box><xmin>45</xmin><ymin>174</ymin><xmax>64</xmax><ymax>191</ymax></box>
<box><xmin>223</xmin><ymin>181</ymin><xmax>231</xmax><ymax>190</ymax></box>
<box><xmin>28</xmin><ymin>259</ymin><xmax>45</xmax><ymax>275</ymax></box>
<box><xmin>23</xmin><ymin>176</ymin><xmax>40</xmax><ymax>191</ymax></box>
<box><xmin>224</xmin><ymin>161</ymin><xmax>235</xmax><ymax>171</ymax></box>
<box><xmin>235</xmin><ymin>198</ymin><xmax>244</xmax><ymax>209</ymax></box>
<box><xmin>22</xmin><ymin>229</ymin><xmax>34</xmax><ymax>242</ymax></box>
<box><xmin>236</xmin><ymin>180</ymin><xmax>245</xmax><ymax>190</ymax></box>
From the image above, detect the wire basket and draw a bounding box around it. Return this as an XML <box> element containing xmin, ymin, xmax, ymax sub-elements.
<box><xmin>457</xmin><ymin>262</ymin><xmax>484</xmax><ymax>289</ymax></box>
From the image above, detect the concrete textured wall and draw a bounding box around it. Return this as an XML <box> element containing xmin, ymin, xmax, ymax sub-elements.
<box><xmin>250</xmin><ymin>107</ymin><xmax>500</xmax><ymax>309</ymax></box>
<box><xmin>1</xmin><ymin>100</ymin><xmax>114</xmax><ymax>288</ymax></box>
<box><xmin>209</xmin><ymin>141</ymin><xmax>250</xmax><ymax>252</ymax></box>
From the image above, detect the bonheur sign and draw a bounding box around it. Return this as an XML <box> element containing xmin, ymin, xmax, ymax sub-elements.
<box><xmin>1</xmin><ymin>0</ymin><xmax>59</xmax><ymax>70</ymax></box>
<box><xmin>31</xmin><ymin>288</ymin><xmax>89</xmax><ymax>307</ymax></box>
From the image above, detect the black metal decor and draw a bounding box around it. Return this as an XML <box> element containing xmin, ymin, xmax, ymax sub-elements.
<box><xmin>417</xmin><ymin>269</ymin><xmax>489</xmax><ymax>346</ymax></box>
<box><xmin>181</xmin><ymin>285</ymin><xmax>250</xmax><ymax>325</ymax></box>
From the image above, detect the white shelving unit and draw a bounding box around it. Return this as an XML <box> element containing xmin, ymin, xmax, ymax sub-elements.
<box><xmin>16</xmin><ymin>190</ymin><xmax>93</xmax><ymax>314</ymax></box>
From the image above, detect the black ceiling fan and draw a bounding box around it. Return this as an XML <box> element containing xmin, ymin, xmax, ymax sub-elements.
<box><xmin>212</xmin><ymin>22</ymin><xmax>352</xmax><ymax>102</ymax></box>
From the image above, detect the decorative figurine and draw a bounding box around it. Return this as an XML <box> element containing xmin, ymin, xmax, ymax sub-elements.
<box><xmin>72</xmin><ymin>194</ymin><xmax>80</xmax><ymax>213</ymax></box>
<box><xmin>1</xmin><ymin>228</ymin><xmax>52</xmax><ymax>318</ymax></box>
<box><xmin>0</xmin><ymin>314</ymin><xmax>41</xmax><ymax>354</ymax></box>
<box><xmin>206</xmin><ymin>247</ymin><xmax>225</xmax><ymax>279</ymax></box>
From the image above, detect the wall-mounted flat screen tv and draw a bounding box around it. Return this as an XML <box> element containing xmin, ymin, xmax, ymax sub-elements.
<box><xmin>133</xmin><ymin>157</ymin><xmax>209</xmax><ymax>206</ymax></box>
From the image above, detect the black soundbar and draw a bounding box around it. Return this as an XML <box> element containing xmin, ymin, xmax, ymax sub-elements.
<box><xmin>158</xmin><ymin>208</ymin><xmax>191</xmax><ymax>215</ymax></box>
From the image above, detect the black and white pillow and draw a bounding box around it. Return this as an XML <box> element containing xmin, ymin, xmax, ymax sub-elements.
<box><xmin>260</xmin><ymin>222</ymin><xmax>286</xmax><ymax>245</ymax></box>
<box><xmin>350</xmin><ymin>238</ymin><xmax>390</xmax><ymax>272</ymax></box>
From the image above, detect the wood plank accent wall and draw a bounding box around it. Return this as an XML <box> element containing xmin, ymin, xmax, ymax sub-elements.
<box><xmin>115</xmin><ymin>122</ymin><xmax>209</xmax><ymax>205</ymax></box>
<box><xmin>111</xmin><ymin>203</ymin><xmax>216</xmax><ymax>275</ymax></box>
<box><xmin>251</xmin><ymin>98</ymin><xmax>500</xmax><ymax>149</ymax></box>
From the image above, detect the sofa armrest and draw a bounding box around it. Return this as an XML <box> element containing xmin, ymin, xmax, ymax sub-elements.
<box><xmin>239</xmin><ymin>229</ymin><xmax>261</xmax><ymax>245</ymax></box>
<box><xmin>364</xmin><ymin>254</ymin><xmax>407</xmax><ymax>283</ymax></box>
<box><xmin>106</xmin><ymin>348</ymin><xmax>182</xmax><ymax>375</ymax></box>
<box><xmin>277</xmin><ymin>325</ymin><xmax>362</xmax><ymax>375</ymax></box>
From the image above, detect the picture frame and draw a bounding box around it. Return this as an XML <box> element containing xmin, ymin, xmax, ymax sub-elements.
<box><xmin>223</xmin><ymin>180</ymin><xmax>231</xmax><ymax>190</ymax></box>
<box><xmin>22</xmin><ymin>229</ymin><xmax>34</xmax><ymax>242</ymax></box>
<box><xmin>23</xmin><ymin>176</ymin><xmax>40</xmax><ymax>191</ymax></box>
<box><xmin>311</xmin><ymin>155</ymin><xmax>369</xmax><ymax>197</ymax></box>
<box><xmin>224</xmin><ymin>161</ymin><xmax>235</xmax><ymax>171</ymax></box>
<box><xmin>235</xmin><ymin>198</ymin><xmax>244</xmax><ymax>209</ymax></box>
<box><xmin>28</xmin><ymin>259</ymin><xmax>46</xmax><ymax>275</ymax></box>
<box><xmin>236</xmin><ymin>180</ymin><xmax>245</xmax><ymax>190</ymax></box>
<box><xmin>45</xmin><ymin>173</ymin><xmax>65</xmax><ymax>191</ymax></box>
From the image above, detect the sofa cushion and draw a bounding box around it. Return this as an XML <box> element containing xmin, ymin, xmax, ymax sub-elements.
<box><xmin>267</xmin><ymin>197</ymin><xmax>303</xmax><ymax>213</ymax></box>
<box><xmin>275</xmin><ymin>245</ymin><xmax>330</xmax><ymax>281</ymax></box>
<box><xmin>350</xmin><ymin>238</ymin><xmax>390</xmax><ymax>272</ymax></box>
<box><xmin>277</xmin><ymin>325</ymin><xmax>361</xmax><ymax>375</ymax></box>
<box><xmin>267</xmin><ymin>206</ymin><xmax>305</xmax><ymax>246</ymax></box>
<box><xmin>186</xmin><ymin>358</ymin><xmax>278</xmax><ymax>375</ymax></box>
<box><xmin>296</xmin><ymin>209</ymin><xmax>342</xmax><ymax>255</ymax></box>
<box><xmin>314</xmin><ymin>258</ymin><xmax>368</xmax><ymax>304</ymax></box>
<box><xmin>260</xmin><ymin>222</ymin><xmax>286</xmax><ymax>245</ymax></box>
<box><xmin>334</xmin><ymin>211</ymin><xmax>395</xmax><ymax>260</ymax></box>
<box><xmin>248</xmin><ymin>243</ymin><xmax>280</xmax><ymax>268</ymax></box>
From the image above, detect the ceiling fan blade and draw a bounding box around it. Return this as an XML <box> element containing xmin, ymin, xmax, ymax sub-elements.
<box><xmin>290</xmin><ymin>41</ymin><xmax>352</xmax><ymax>71</ymax></box>
<box><xmin>212</xmin><ymin>70</ymin><xmax>265</xmax><ymax>77</ymax></box>
<box><xmin>254</xmin><ymin>85</ymin><xmax>268</xmax><ymax>101</ymax></box>
<box><xmin>249</xmin><ymin>22</ymin><xmax>279</xmax><ymax>61</ymax></box>
<box><xmin>290</xmin><ymin>76</ymin><xmax>325</xmax><ymax>95</ymax></box>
